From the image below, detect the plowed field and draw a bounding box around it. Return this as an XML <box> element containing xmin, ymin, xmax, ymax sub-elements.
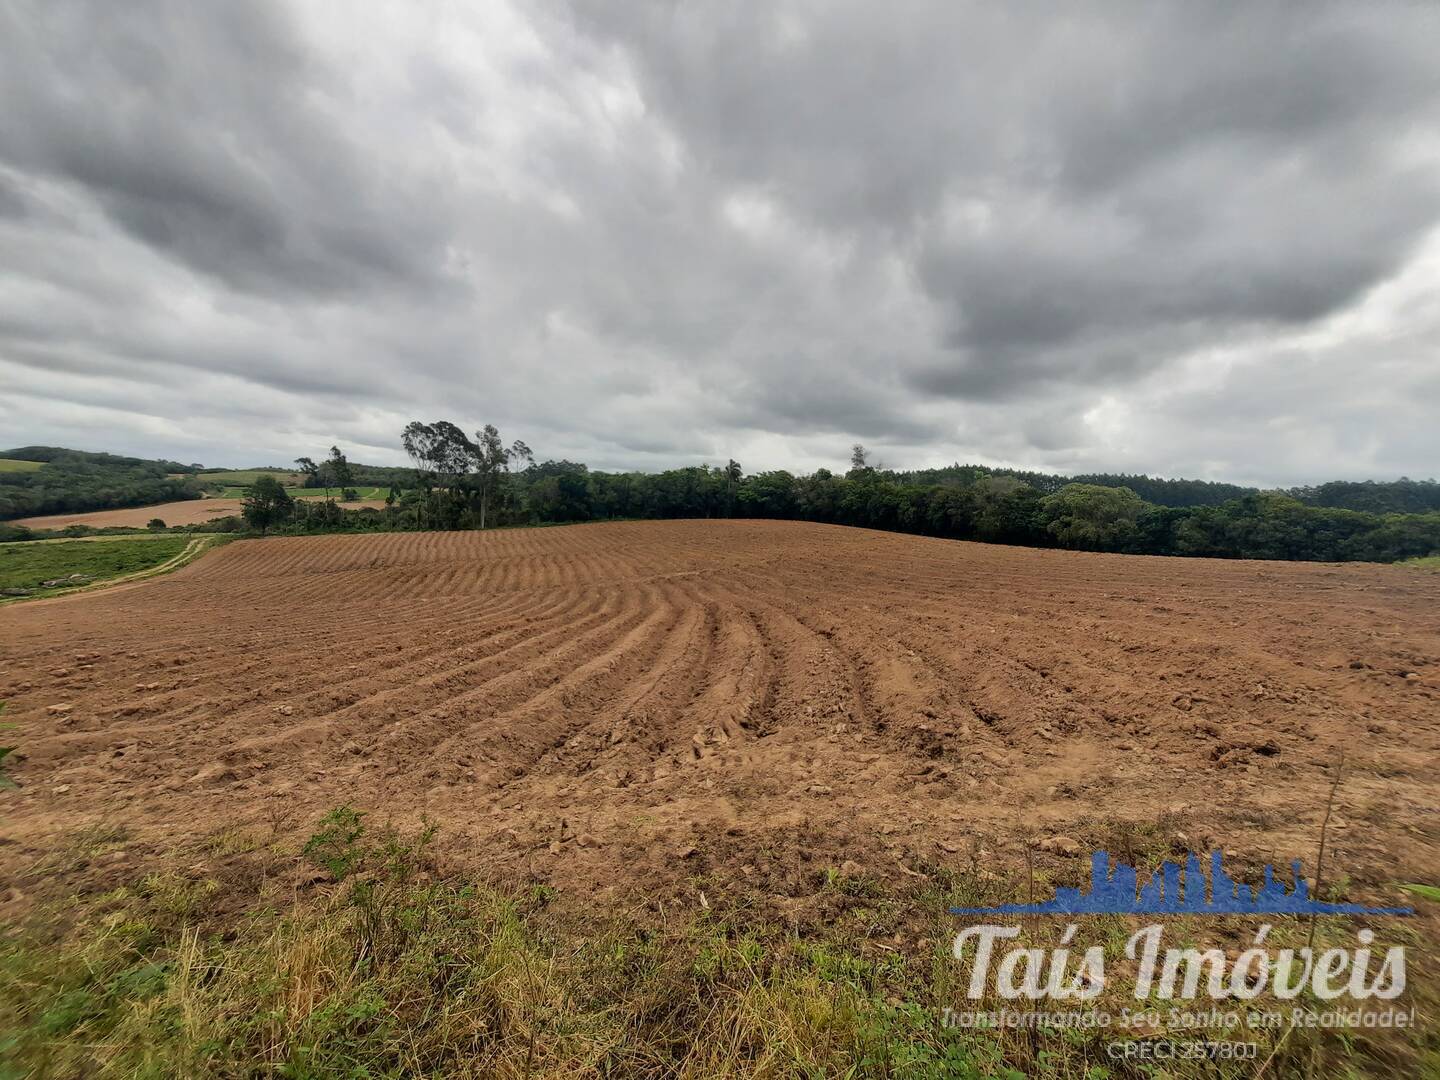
<box><xmin>3</xmin><ymin>520</ymin><xmax>1438</xmax><ymax>906</ymax></box>
<box><xmin>12</xmin><ymin>497</ymin><xmax>387</xmax><ymax>530</ymax></box>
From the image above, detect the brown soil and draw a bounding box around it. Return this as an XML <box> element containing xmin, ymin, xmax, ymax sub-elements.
<box><xmin>11</xmin><ymin>498</ymin><xmax>388</xmax><ymax>530</ymax></box>
<box><xmin>2</xmin><ymin>520</ymin><xmax>1437</xmax><ymax>910</ymax></box>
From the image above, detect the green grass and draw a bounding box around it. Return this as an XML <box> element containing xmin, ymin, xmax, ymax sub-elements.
<box><xmin>309</xmin><ymin>485</ymin><xmax>387</xmax><ymax>501</ymax></box>
<box><xmin>1398</xmin><ymin>883</ymin><xmax>1440</xmax><ymax>902</ymax></box>
<box><xmin>1</xmin><ymin>812</ymin><xmax>1432</xmax><ymax>1079</ymax></box>
<box><xmin>0</xmin><ymin>457</ymin><xmax>44</xmax><ymax>473</ymax></box>
<box><xmin>1403</xmin><ymin>554</ymin><xmax>1440</xmax><ymax>570</ymax></box>
<box><xmin>0</xmin><ymin>536</ymin><xmax>190</xmax><ymax>592</ymax></box>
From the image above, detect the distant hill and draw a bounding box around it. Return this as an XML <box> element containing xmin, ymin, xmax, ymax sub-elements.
<box><xmin>0</xmin><ymin>447</ymin><xmax>203</xmax><ymax>522</ymax></box>
<box><xmin>0</xmin><ymin>447</ymin><xmax>419</xmax><ymax>524</ymax></box>
<box><xmin>886</xmin><ymin>463</ymin><xmax>1440</xmax><ymax>513</ymax></box>
<box><xmin>889</xmin><ymin>464</ymin><xmax>1257</xmax><ymax>507</ymax></box>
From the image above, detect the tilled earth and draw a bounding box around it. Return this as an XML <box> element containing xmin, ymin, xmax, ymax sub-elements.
<box><xmin>12</xmin><ymin>496</ymin><xmax>387</xmax><ymax>531</ymax></box>
<box><xmin>3</xmin><ymin>520</ymin><xmax>1438</xmax><ymax>910</ymax></box>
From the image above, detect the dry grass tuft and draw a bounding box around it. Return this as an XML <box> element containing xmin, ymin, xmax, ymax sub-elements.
<box><xmin>2</xmin><ymin>811</ymin><xmax>1434</xmax><ymax>1079</ymax></box>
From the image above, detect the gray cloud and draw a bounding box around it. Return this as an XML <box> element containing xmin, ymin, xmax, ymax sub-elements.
<box><xmin>1</xmin><ymin>0</ymin><xmax>1438</xmax><ymax>485</ymax></box>
<box><xmin>0</xmin><ymin>0</ymin><xmax>461</xmax><ymax>299</ymax></box>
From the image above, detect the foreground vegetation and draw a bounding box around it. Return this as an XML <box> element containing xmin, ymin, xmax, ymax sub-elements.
<box><xmin>0</xmin><ymin>535</ymin><xmax>191</xmax><ymax>595</ymax></box>
<box><xmin>2</xmin><ymin>812</ymin><xmax>1431</xmax><ymax>1079</ymax></box>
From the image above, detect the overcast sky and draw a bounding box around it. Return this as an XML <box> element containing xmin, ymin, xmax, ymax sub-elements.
<box><xmin>2</xmin><ymin>1</ymin><xmax>1438</xmax><ymax>486</ymax></box>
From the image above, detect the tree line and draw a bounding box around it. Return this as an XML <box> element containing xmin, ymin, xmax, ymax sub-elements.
<box><xmin>891</xmin><ymin>463</ymin><xmax>1258</xmax><ymax>508</ymax></box>
<box><xmin>231</xmin><ymin>423</ymin><xmax>1440</xmax><ymax>564</ymax></box>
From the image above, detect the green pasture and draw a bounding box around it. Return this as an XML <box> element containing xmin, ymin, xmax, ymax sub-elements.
<box><xmin>200</xmin><ymin>469</ymin><xmax>302</xmax><ymax>487</ymax></box>
<box><xmin>0</xmin><ymin>535</ymin><xmax>190</xmax><ymax>593</ymax></box>
<box><xmin>212</xmin><ymin>485</ymin><xmax>388</xmax><ymax>501</ymax></box>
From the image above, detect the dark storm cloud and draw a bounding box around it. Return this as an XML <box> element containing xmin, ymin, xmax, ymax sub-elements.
<box><xmin>0</xmin><ymin>0</ymin><xmax>1437</xmax><ymax>483</ymax></box>
<box><xmin>709</xmin><ymin>366</ymin><xmax>950</xmax><ymax>444</ymax></box>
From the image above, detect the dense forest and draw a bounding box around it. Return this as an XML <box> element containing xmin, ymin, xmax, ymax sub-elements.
<box><xmin>228</xmin><ymin>423</ymin><xmax>1440</xmax><ymax>564</ymax></box>
<box><xmin>1289</xmin><ymin>478</ymin><xmax>1440</xmax><ymax>514</ymax></box>
<box><xmin>0</xmin><ymin>447</ymin><xmax>202</xmax><ymax>521</ymax></box>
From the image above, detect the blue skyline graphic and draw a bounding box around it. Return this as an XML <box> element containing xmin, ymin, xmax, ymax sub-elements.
<box><xmin>950</xmin><ymin>850</ymin><xmax>1413</xmax><ymax>917</ymax></box>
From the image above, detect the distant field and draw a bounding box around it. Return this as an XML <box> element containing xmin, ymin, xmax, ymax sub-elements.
<box><xmin>0</xmin><ymin>535</ymin><xmax>190</xmax><ymax>592</ymax></box>
<box><xmin>213</xmin><ymin>484</ymin><xmax>388</xmax><ymax>500</ymax></box>
<box><xmin>0</xmin><ymin>458</ymin><xmax>44</xmax><ymax>473</ymax></box>
<box><xmin>201</xmin><ymin>469</ymin><xmax>303</xmax><ymax>487</ymax></box>
<box><xmin>12</xmin><ymin>497</ymin><xmax>389</xmax><ymax>530</ymax></box>
<box><xmin>202</xmin><ymin>470</ymin><xmax>390</xmax><ymax>501</ymax></box>
<box><xmin>10</xmin><ymin>498</ymin><xmax>244</xmax><ymax>530</ymax></box>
